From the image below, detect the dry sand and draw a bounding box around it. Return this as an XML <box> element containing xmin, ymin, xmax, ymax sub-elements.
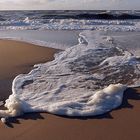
<box><xmin>0</xmin><ymin>40</ymin><xmax>140</xmax><ymax>140</ymax></box>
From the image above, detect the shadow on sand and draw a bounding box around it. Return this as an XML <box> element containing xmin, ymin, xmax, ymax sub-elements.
<box><xmin>5</xmin><ymin>112</ymin><xmax>44</xmax><ymax>128</ymax></box>
<box><xmin>5</xmin><ymin>87</ymin><xmax>140</xmax><ymax>128</ymax></box>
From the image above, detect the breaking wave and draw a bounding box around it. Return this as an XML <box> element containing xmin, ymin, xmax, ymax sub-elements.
<box><xmin>0</xmin><ymin>10</ymin><xmax>140</xmax><ymax>31</ymax></box>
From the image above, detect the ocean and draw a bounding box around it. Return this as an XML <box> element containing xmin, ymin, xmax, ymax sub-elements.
<box><xmin>0</xmin><ymin>10</ymin><xmax>140</xmax><ymax>48</ymax></box>
<box><xmin>0</xmin><ymin>10</ymin><xmax>140</xmax><ymax>121</ymax></box>
<box><xmin>0</xmin><ymin>10</ymin><xmax>140</xmax><ymax>31</ymax></box>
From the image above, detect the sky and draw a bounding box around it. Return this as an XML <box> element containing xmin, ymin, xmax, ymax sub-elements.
<box><xmin>0</xmin><ymin>0</ymin><xmax>139</xmax><ymax>10</ymax></box>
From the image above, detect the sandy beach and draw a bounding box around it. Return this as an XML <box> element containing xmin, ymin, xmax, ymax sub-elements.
<box><xmin>0</xmin><ymin>39</ymin><xmax>140</xmax><ymax>140</ymax></box>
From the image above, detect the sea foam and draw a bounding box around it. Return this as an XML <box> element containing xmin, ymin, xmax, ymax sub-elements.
<box><xmin>0</xmin><ymin>30</ymin><xmax>140</xmax><ymax>120</ymax></box>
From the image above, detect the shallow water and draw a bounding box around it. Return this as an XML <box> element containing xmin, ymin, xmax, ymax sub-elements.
<box><xmin>0</xmin><ymin>30</ymin><xmax>79</xmax><ymax>50</ymax></box>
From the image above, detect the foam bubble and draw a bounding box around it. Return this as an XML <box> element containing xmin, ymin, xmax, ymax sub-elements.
<box><xmin>1</xmin><ymin>118</ymin><xmax>6</xmax><ymax>123</ymax></box>
<box><xmin>88</xmin><ymin>84</ymin><xmax>127</xmax><ymax>111</ymax></box>
<box><xmin>0</xmin><ymin>95</ymin><xmax>24</xmax><ymax>118</ymax></box>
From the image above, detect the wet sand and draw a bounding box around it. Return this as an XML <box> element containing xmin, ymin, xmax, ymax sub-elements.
<box><xmin>0</xmin><ymin>40</ymin><xmax>140</xmax><ymax>140</ymax></box>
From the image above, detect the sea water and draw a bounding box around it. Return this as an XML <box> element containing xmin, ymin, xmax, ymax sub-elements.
<box><xmin>0</xmin><ymin>10</ymin><xmax>140</xmax><ymax>121</ymax></box>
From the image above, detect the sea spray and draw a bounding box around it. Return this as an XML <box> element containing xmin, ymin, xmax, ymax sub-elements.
<box><xmin>0</xmin><ymin>30</ymin><xmax>140</xmax><ymax>121</ymax></box>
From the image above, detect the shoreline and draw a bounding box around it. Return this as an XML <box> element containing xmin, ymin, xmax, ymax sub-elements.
<box><xmin>0</xmin><ymin>39</ymin><xmax>140</xmax><ymax>140</ymax></box>
<box><xmin>0</xmin><ymin>39</ymin><xmax>58</xmax><ymax>101</ymax></box>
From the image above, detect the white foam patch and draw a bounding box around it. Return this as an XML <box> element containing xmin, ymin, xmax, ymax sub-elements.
<box><xmin>0</xmin><ymin>30</ymin><xmax>140</xmax><ymax>120</ymax></box>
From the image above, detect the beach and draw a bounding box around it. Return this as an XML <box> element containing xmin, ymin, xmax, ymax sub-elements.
<box><xmin>0</xmin><ymin>39</ymin><xmax>139</xmax><ymax>140</ymax></box>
